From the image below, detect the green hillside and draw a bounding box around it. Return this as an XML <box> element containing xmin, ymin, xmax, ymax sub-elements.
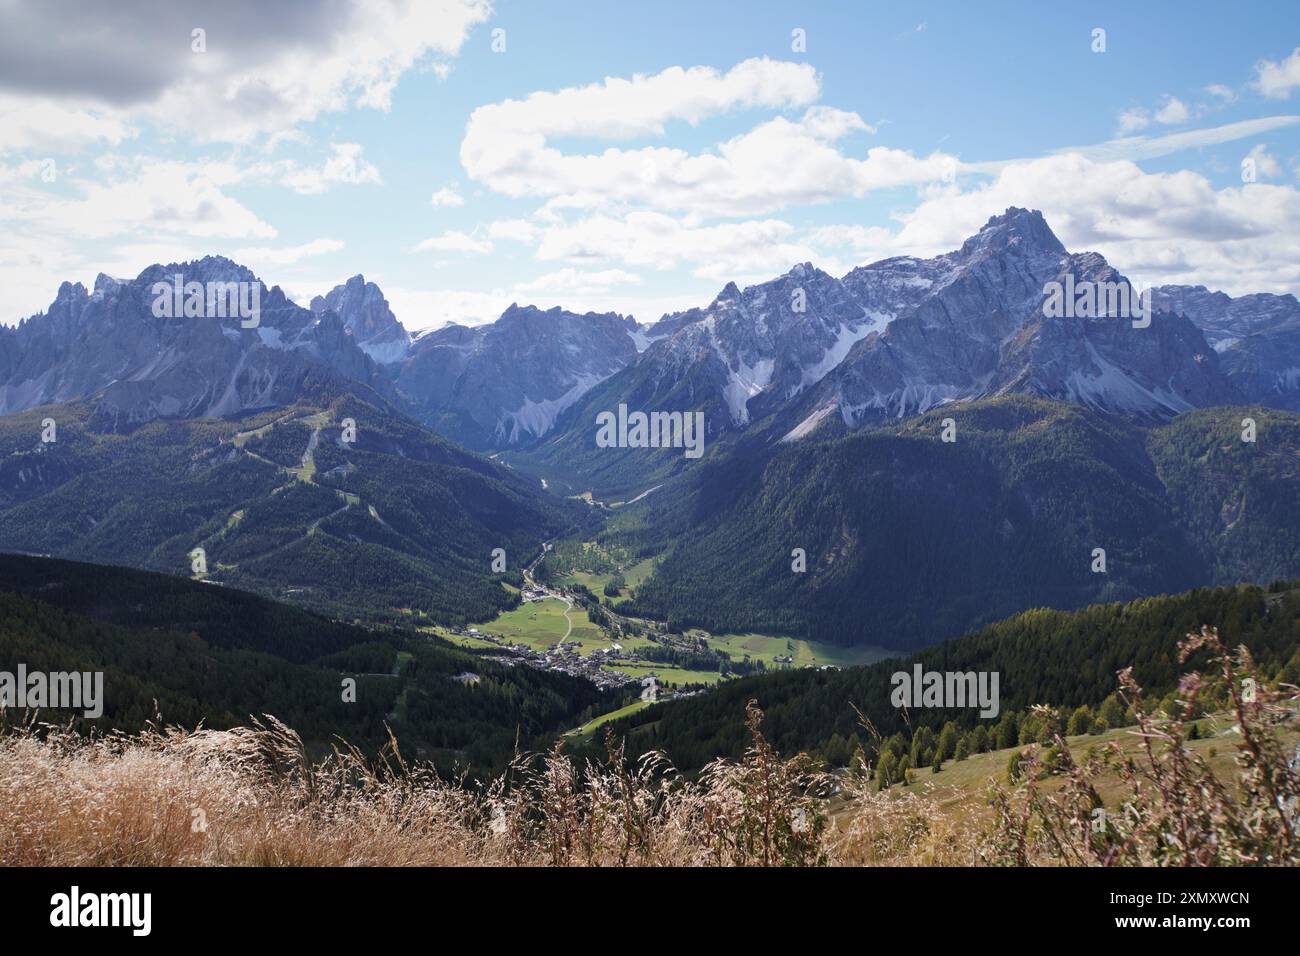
<box><xmin>586</xmin><ymin>580</ymin><xmax>1300</xmax><ymax>773</ymax></box>
<box><xmin>0</xmin><ymin>554</ymin><xmax>623</xmax><ymax>776</ymax></box>
<box><xmin>609</xmin><ymin>397</ymin><xmax>1299</xmax><ymax>649</ymax></box>
<box><xmin>0</xmin><ymin>386</ymin><xmax>590</xmax><ymax>625</ymax></box>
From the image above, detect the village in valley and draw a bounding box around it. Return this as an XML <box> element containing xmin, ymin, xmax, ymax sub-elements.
<box><xmin>431</xmin><ymin>539</ymin><xmax>881</xmax><ymax>718</ymax></box>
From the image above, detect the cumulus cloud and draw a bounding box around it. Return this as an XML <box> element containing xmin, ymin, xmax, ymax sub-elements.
<box><xmin>885</xmin><ymin>152</ymin><xmax>1300</xmax><ymax>295</ymax></box>
<box><xmin>233</xmin><ymin>238</ymin><xmax>345</xmax><ymax>267</ymax></box>
<box><xmin>0</xmin><ymin>157</ymin><xmax>276</xmax><ymax>240</ymax></box>
<box><xmin>1253</xmin><ymin>47</ymin><xmax>1300</xmax><ymax>99</ymax></box>
<box><xmin>1118</xmin><ymin>107</ymin><xmax>1152</xmax><ymax>134</ymax></box>
<box><xmin>279</xmin><ymin>143</ymin><xmax>382</xmax><ymax>194</ymax></box>
<box><xmin>1153</xmin><ymin>96</ymin><xmax>1190</xmax><ymax>125</ymax></box>
<box><xmin>383</xmin><ymin>282</ymin><xmax>702</xmax><ymax>332</ymax></box>
<box><xmin>1243</xmin><ymin>143</ymin><xmax>1283</xmax><ymax>180</ymax></box>
<box><xmin>0</xmin><ymin>0</ymin><xmax>491</xmax><ymax>146</ymax></box>
<box><xmin>413</xmin><ymin>230</ymin><xmax>493</xmax><ymax>254</ymax></box>
<box><xmin>515</xmin><ymin>268</ymin><xmax>642</xmax><ymax>296</ymax></box>
<box><xmin>1116</xmin><ymin>95</ymin><xmax>1190</xmax><ymax>135</ymax></box>
<box><xmin>487</xmin><ymin>218</ymin><xmax>540</xmax><ymax>242</ymax></box>
<box><xmin>383</xmin><ymin>285</ymin><xmax>509</xmax><ymax>329</ymax></box>
<box><xmin>430</xmin><ymin>186</ymin><xmax>465</xmax><ymax>207</ymax></box>
<box><xmin>460</xmin><ymin>58</ymin><xmax>958</xmax><ymax>216</ymax></box>
<box><xmin>0</xmin><ymin>95</ymin><xmax>136</xmax><ymax>153</ymax></box>
<box><xmin>802</xmin><ymin>223</ymin><xmax>898</xmax><ymax>264</ymax></box>
<box><xmin>532</xmin><ymin>210</ymin><xmax>821</xmax><ymax>282</ymax></box>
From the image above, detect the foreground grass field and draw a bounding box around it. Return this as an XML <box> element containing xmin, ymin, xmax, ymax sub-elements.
<box><xmin>5</xmin><ymin>694</ymin><xmax>1292</xmax><ymax>867</ymax></box>
<box><xmin>838</xmin><ymin>712</ymin><xmax>1300</xmax><ymax>847</ymax></box>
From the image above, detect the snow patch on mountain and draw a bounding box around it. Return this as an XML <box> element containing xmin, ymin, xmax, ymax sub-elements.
<box><xmin>497</xmin><ymin>372</ymin><xmax>606</xmax><ymax>442</ymax></box>
<box><xmin>1060</xmin><ymin>345</ymin><xmax>1194</xmax><ymax>415</ymax></box>
<box><xmin>781</xmin><ymin>402</ymin><xmax>837</xmax><ymax>442</ymax></box>
<box><xmin>628</xmin><ymin>326</ymin><xmax>662</xmax><ymax>353</ymax></box>
<box><xmin>723</xmin><ymin>357</ymin><xmax>775</xmax><ymax>425</ymax></box>
<box><xmin>358</xmin><ymin>337</ymin><xmax>409</xmax><ymax>364</ymax></box>
<box><xmin>798</xmin><ymin>316</ymin><xmax>882</xmax><ymax>391</ymax></box>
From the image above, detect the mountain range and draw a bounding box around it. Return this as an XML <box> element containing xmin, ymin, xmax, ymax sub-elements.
<box><xmin>4</xmin><ymin>209</ymin><xmax>1298</xmax><ymax>458</ymax></box>
<box><xmin>0</xmin><ymin>385</ymin><xmax>584</xmax><ymax>623</ymax></box>
<box><xmin>0</xmin><ymin>207</ymin><xmax>1296</xmax><ymax>645</ymax></box>
<box><xmin>525</xmin><ymin>208</ymin><xmax>1295</xmax><ymax>497</ymax></box>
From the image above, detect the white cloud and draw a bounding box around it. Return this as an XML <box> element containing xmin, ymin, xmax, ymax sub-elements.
<box><xmin>0</xmin><ymin>157</ymin><xmax>276</xmax><ymax>240</ymax></box>
<box><xmin>887</xmin><ymin>152</ymin><xmax>1300</xmax><ymax>295</ymax></box>
<box><xmin>1253</xmin><ymin>47</ymin><xmax>1300</xmax><ymax>99</ymax></box>
<box><xmin>0</xmin><ymin>95</ymin><xmax>136</xmax><ymax>153</ymax></box>
<box><xmin>0</xmin><ymin>0</ymin><xmax>493</xmax><ymax>147</ymax></box>
<box><xmin>1049</xmin><ymin>115</ymin><xmax>1300</xmax><ymax>164</ymax></box>
<box><xmin>1205</xmin><ymin>83</ymin><xmax>1238</xmax><ymax>103</ymax></box>
<box><xmin>461</xmin><ymin>58</ymin><xmax>957</xmax><ymax>216</ymax></box>
<box><xmin>413</xmin><ymin>230</ymin><xmax>492</xmax><ymax>254</ymax></box>
<box><xmin>0</xmin><ymin>153</ymin><xmax>286</xmax><ymax>321</ymax></box>
<box><xmin>1153</xmin><ymin>96</ymin><xmax>1190</xmax><ymax>125</ymax></box>
<box><xmin>1116</xmin><ymin>95</ymin><xmax>1190</xmax><ymax>135</ymax></box>
<box><xmin>430</xmin><ymin>186</ymin><xmax>465</xmax><ymax>207</ymax></box>
<box><xmin>1118</xmin><ymin>108</ymin><xmax>1151</xmax><ymax>134</ymax></box>
<box><xmin>533</xmin><ymin>210</ymin><xmax>817</xmax><ymax>282</ymax></box>
<box><xmin>233</xmin><ymin>238</ymin><xmax>344</xmax><ymax>266</ymax></box>
<box><xmin>383</xmin><ymin>285</ymin><xmax>510</xmax><ymax>330</ymax></box>
<box><xmin>384</xmin><ymin>282</ymin><xmax>702</xmax><ymax>332</ymax></box>
<box><xmin>803</xmin><ymin>223</ymin><xmax>898</xmax><ymax>264</ymax></box>
<box><xmin>487</xmin><ymin>218</ymin><xmax>540</xmax><ymax>242</ymax></box>
<box><xmin>279</xmin><ymin>143</ymin><xmax>381</xmax><ymax>194</ymax></box>
<box><xmin>1244</xmin><ymin>143</ymin><xmax>1283</xmax><ymax>180</ymax></box>
<box><xmin>515</xmin><ymin>268</ymin><xmax>642</xmax><ymax>296</ymax></box>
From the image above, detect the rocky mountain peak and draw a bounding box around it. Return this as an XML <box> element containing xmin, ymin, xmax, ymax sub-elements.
<box><xmin>311</xmin><ymin>274</ymin><xmax>409</xmax><ymax>364</ymax></box>
<box><xmin>960</xmin><ymin>206</ymin><xmax>1066</xmax><ymax>259</ymax></box>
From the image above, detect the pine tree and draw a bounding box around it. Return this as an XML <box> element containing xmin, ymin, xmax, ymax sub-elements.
<box><xmin>876</xmin><ymin>751</ymin><xmax>896</xmax><ymax>791</ymax></box>
<box><xmin>1067</xmin><ymin>705</ymin><xmax>1093</xmax><ymax>736</ymax></box>
<box><xmin>937</xmin><ymin>721</ymin><xmax>959</xmax><ymax>762</ymax></box>
<box><xmin>995</xmin><ymin>713</ymin><xmax>1019</xmax><ymax>750</ymax></box>
<box><xmin>1099</xmin><ymin>693</ymin><xmax>1127</xmax><ymax>729</ymax></box>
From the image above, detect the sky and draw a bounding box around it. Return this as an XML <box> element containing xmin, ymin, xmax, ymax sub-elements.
<box><xmin>2</xmin><ymin>0</ymin><xmax>1300</xmax><ymax>331</ymax></box>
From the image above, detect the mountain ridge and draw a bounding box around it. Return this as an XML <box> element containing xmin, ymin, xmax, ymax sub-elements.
<box><xmin>6</xmin><ymin>209</ymin><xmax>1297</xmax><ymax>454</ymax></box>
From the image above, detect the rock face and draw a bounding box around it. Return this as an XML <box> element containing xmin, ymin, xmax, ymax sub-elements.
<box><xmin>2</xmin><ymin>209</ymin><xmax>1294</xmax><ymax>443</ymax></box>
<box><xmin>802</xmin><ymin>210</ymin><xmax>1236</xmax><ymax>431</ymax></box>
<box><xmin>638</xmin><ymin>264</ymin><xmax>880</xmax><ymax>431</ymax></box>
<box><xmin>1150</xmin><ymin>285</ymin><xmax>1300</xmax><ymax>411</ymax></box>
<box><xmin>391</xmin><ymin>304</ymin><xmax>640</xmax><ymax>450</ymax></box>
<box><xmin>1149</xmin><ymin>285</ymin><xmax>1300</xmax><ymax>348</ymax></box>
<box><xmin>0</xmin><ymin>259</ymin><xmax>653</xmax><ymax>445</ymax></box>
<box><xmin>553</xmin><ymin>208</ymin><xmax>1244</xmax><ymax>455</ymax></box>
<box><xmin>0</xmin><ymin>257</ymin><xmax>390</xmax><ymax>430</ymax></box>
<box><xmin>310</xmin><ymin>274</ymin><xmax>410</xmax><ymax>364</ymax></box>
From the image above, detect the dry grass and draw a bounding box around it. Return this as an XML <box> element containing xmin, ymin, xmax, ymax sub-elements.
<box><xmin>0</xmin><ymin>706</ymin><xmax>836</xmax><ymax>867</ymax></box>
<box><xmin>2</xmin><ymin>629</ymin><xmax>1294</xmax><ymax>867</ymax></box>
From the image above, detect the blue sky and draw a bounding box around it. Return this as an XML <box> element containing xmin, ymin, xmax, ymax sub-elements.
<box><xmin>2</xmin><ymin>0</ymin><xmax>1299</xmax><ymax>329</ymax></box>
